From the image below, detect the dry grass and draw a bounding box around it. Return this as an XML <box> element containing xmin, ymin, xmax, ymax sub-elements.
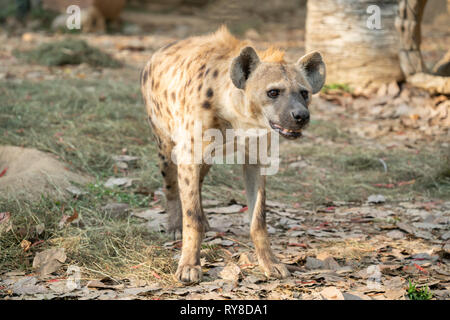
<box><xmin>0</xmin><ymin>77</ymin><xmax>448</xmax><ymax>285</ymax></box>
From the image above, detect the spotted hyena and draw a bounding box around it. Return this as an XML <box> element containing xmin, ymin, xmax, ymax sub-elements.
<box><xmin>141</xmin><ymin>27</ymin><xmax>326</xmax><ymax>283</ymax></box>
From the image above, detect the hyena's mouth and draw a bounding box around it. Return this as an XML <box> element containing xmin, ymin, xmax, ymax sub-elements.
<box><xmin>269</xmin><ymin>121</ymin><xmax>302</xmax><ymax>139</ymax></box>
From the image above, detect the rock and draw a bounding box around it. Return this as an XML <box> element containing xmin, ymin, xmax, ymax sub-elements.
<box><xmin>322</xmin><ymin>257</ymin><xmax>341</xmax><ymax>271</ymax></box>
<box><xmin>132</xmin><ymin>208</ymin><xmax>164</xmax><ymax>220</ymax></box>
<box><xmin>342</xmin><ymin>292</ymin><xmax>364</xmax><ymax>300</ymax></box>
<box><xmin>66</xmin><ymin>185</ymin><xmax>87</xmax><ymax>197</ymax></box>
<box><xmin>368</xmin><ymin>194</ymin><xmax>386</xmax><ymax>204</ymax></box>
<box><xmin>202</xmin><ymin>199</ymin><xmax>222</xmax><ymax>207</ymax></box>
<box><xmin>396</xmin><ymin>222</ymin><xmax>415</xmax><ymax>234</ymax></box>
<box><xmin>387</xmin><ymin>81</ymin><xmax>400</xmax><ymax>97</ymax></box>
<box><xmin>443</xmin><ymin>243</ymin><xmax>450</xmax><ymax>254</ymax></box>
<box><xmin>0</xmin><ymin>146</ymin><xmax>91</xmax><ymax>201</ymax></box>
<box><xmin>386</xmin><ymin>230</ymin><xmax>406</xmax><ymax>239</ymax></box>
<box><xmin>204</xmin><ymin>204</ymin><xmax>243</xmax><ymax>214</ymax></box>
<box><xmin>104</xmin><ymin>177</ymin><xmax>133</xmax><ymax>188</ymax></box>
<box><xmin>11</xmin><ymin>276</ymin><xmax>48</xmax><ymax>295</ymax></box>
<box><xmin>288</xmin><ymin>161</ymin><xmax>308</xmax><ymax>169</ymax></box>
<box><xmin>441</xmin><ymin>231</ymin><xmax>450</xmax><ymax>240</ymax></box>
<box><xmin>238</xmin><ymin>252</ymin><xmax>257</xmax><ymax>266</ymax></box>
<box><xmin>305</xmin><ymin>257</ymin><xmax>324</xmax><ymax>270</ymax></box>
<box><xmin>377</xmin><ymin>83</ymin><xmax>388</xmax><ymax>97</ymax></box>
<box><xmin>219</xmin><ymin>263</ymin><xmax>241</xmax><ymax>282</ymax></box>
<box><xmin>102</xmin><ymin>203</ymin><xmax>130</xmax><ymax>218</ymax></box>
<box><xmin>320</xmin><ymin>287</ymin><xmax>344</xmax><ymax>300</ymax></box>
<box><xmin>112</xmin><ymin>155</ymin><xmax>139</xmax><ymax>168</ymax></box>
<box><xmin>412</xmin><ymin>222</ymin><xmax>445</xmax><ymax>230</ymax></box>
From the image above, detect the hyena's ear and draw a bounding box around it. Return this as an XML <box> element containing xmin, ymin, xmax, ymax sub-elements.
<box><xmin>230</xmin><ymin>46</ymin><xmax>260</xmax><ymax>89</ymax></box>
<box><xmin>296</xmin><ymin>51</ymin><xmax>326</xmax><ymax>94</ymax></box>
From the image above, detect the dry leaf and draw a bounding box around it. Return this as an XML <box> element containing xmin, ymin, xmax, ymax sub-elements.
<box><xmin>20</xmin><ymin>239</ymin><xmax>32</xmax><ymax>251</ymax></box>
<box><xmin>219</xmin><ymin>263</ymin><xmax>241</xmax><ymax>282</ymax></box>
<box><xmin>32</xmin><ymin>248</ymin><xmax>67</xmax><ymax>276</ymax></box>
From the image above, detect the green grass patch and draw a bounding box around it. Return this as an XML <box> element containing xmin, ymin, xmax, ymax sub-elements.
<box><xmin>322</xmin><ymin>83</ymin><xmax>352</xmax><ymax>94</ymax></box>
<box><xmin>407</xmin><ymin>280</ymin><xmax>433</xmax><ymax>300</ymax></box>
<box><xmin>14</xmin><ymin>39</ymin><xmax>122</xmax><ymax>68</ymax></box>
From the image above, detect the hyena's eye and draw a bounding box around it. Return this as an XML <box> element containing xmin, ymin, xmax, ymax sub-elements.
<box><xmin>267</xmin><ymin>89</ymin><xmax>280</xmax><ymax>99</ymax></box>
<box><xmin>300</xmin><ymin>90</ymin><xmax>309</xmax><ymax>101</ymax></box>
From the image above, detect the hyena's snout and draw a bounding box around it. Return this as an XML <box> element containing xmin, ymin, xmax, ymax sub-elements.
<box><xmin>290</xmin><ymin>107</ymin><xmax>310</xmax><ymax>127</ymax></box>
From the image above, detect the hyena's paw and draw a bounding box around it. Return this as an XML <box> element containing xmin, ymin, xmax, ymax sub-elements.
<box><xmin>262</xmin><ymin>262</ymin><xmax>290</xmax><ymax>279</ymax></box>
<box><xmin>175</xmin><ymin>264</ymin><xmax>203</xmax><ymax>284</ymax></box>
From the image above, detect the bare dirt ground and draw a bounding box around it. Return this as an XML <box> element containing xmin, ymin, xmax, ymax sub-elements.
<box><xmin>0</xmin><ymin>3</ymin><xmax>449</xmax><ymax>300</ymax></box>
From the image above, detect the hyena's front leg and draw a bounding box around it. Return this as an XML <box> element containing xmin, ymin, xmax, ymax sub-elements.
<box><xmin>175</xmin><ymin>163</ymin><xmax>208</xmax><ymax>283</ymax></box>
<box><xmin>243</xmin><ymin>164</ymin><xmax>290</xmax><ymax>279</ymax></box>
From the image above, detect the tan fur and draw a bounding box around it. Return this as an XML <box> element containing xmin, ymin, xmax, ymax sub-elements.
<box><xmin>141</xmin><ymin>27</ymin><xmax>325</xmax><ymax>283</ymax></box>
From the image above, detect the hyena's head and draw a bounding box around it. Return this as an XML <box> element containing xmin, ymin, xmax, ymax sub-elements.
<box><xmin>231</xmin><ymin>47</ymin><xmax>325</xmax><ymax>139</ymax></box>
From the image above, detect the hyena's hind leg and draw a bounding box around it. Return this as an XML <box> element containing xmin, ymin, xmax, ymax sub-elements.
<box><xmin>154</xmin><ymin>132</ymin><xmax>182</xmax><ymax>238</ymax></box>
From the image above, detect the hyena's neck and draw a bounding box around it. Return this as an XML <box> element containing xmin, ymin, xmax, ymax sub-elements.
<box><xmin>215</xmin><ymin>78</ymin><xmax>261</xmax><ymax>131</ymax></box>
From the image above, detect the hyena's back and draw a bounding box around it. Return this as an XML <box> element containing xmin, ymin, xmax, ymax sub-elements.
<box><xmin>140</xmin><ymin>27</ymin><xmax>247</xmax><ymax>141</ymax></box>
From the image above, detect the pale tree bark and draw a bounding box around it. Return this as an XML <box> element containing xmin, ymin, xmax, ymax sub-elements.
<box><xmin>395</xmin><ymin>0</ymin><xmax>427</xmax><ymax>76</ymax></box>
<box><xmin>305</xmin><ymin>0</ymin><xmax>449</xmax><ymax>94</ymax></box>
<box><xmin>395</xmin><ymin>0</ymin><xmax>450</xmax><ymax>94</ymax></box>
<box><xmin>305</xmin><ymin>0</ymin><xmax>403</xmax><ymax>88</ymax></box>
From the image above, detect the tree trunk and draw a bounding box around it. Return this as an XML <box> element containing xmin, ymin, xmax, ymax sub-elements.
<box><xmin>305</xmin><ymin>0</ymin><xmax>403</xmax><ymax>88</ymax></box>
<box><xmin>395</xmin><ymin>0</ymin><xmax>427</xmax><ymax>76</ymax></box>
<box><xmin>396</xmin><ymin>0</ymin><xmax>450</xmax><ymax>94</ymax></box>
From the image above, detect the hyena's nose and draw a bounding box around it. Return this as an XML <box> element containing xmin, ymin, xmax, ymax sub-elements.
<box><xmin>291</xmin><ymin>109</ymin><xmax>310</xmax><ymax>124</ymax></box>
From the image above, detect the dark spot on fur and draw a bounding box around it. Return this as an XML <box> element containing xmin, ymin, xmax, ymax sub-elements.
<box><xmin>198</xmin><ymin>72</ymin><xmax>204</xmax><ymax>79</ymax></box>
<box><xmin>187</xmin><ymin>209</ymin><xmax>193</xmax><ymax>217</ymax></box>
<box><xmin>184</xmin><ymin>177</ymin><xmax>190</xmax><ymax>186</ymax></box>
<box><xmin>206</xmin><ymin>88</ymin><xmax>213</xmax><ymax>98</ymax></box>
<box><xmin>198</xmin><ymin>83</ymin><xmax>203</xmax><ymax>92</ymax></box>
<box><xmin>162</xmin><ymin>41</ymin><xmax>178</xmax><ymax>51</ymax></box>
<box><xmin>213</xmin><ymin>69</ymin><xmax>219</xmax><ymax>78</ymax></box>
<box><xmin>199</xmin><ymin>64</ymin><xmax>206</xmax><ymax>72</ymax></box>
<box><xmin>142</xmin><ymin>70</ymin><xmax>148</xmax><ymax>85</ymax></box>
<box><xmin>202</xmin><ymin>101</ymin><xmax>212</xmax><ymax>109</ymax></box>
<box><xmin>161</xmin><ymin>171</ymin><xmax>166</xmax><ymax>177</ymax></box>
<box><xmin>205</xmin><ymin>68</ymin><xmax>210</xmax><ymax>76</ymax></box>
